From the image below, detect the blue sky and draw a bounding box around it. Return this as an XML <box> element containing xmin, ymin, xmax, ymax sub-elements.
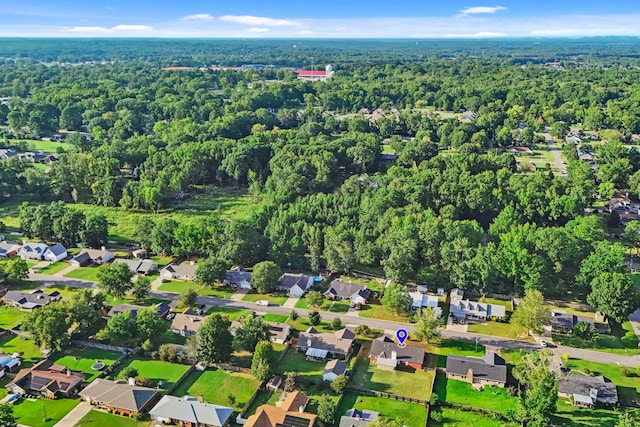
<box><xmin>1</xmin><ymin>1</ymin><xmax>640</xmax><ymax>38</ymax></box>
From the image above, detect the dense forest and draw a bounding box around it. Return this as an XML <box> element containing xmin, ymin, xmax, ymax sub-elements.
<box><xmin>1</xmin><ymin>39</ymin><xmax>640</xmax><ymax>322</ymax></box>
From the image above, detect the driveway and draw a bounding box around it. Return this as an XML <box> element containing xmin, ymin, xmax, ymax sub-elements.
<box><xmin>52</xmin><ymin>401</ymin><xmax>92</xmax><ymax>427</ymax></box>
<box><xmin>544</xmin><ymin>132</ymin><xmax>567</xmax><ymax>177</ymax></box>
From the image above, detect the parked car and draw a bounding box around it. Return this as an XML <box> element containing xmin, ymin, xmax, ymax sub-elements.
<box><xmin>540</xmin><ymin>340</ymin><xmax>548</xmax><ymax>348</ymax></box>
<box><xmin>256</xmin><ymin>300</ymin><xmax>269</xmax><ymax>306</ymax></box>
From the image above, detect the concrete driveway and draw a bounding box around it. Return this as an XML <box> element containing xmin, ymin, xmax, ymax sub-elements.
<box><xmin>52</xmin><ymin>401</ymin><xmax>92</xmax><ymax>427</ymax></box>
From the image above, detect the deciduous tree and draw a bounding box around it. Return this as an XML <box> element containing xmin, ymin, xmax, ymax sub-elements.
<box><xmin>96</xmin><ymin>262</ymin><xmax>134</xmax><ymax>299</ymax></box>
<box><xmin>251</xmin><ymin>261</ymin><xmax>281</xmax><ymax>293</ymax></box>
<box><xmin>511</xmin><ymin>289</ymin><xmax>550</xmax><ymax>336</ymax></box>
<box><xmin>195</xmin><ymin>314</ymin><xmax>233</xmax><ymax>364</ymax></box>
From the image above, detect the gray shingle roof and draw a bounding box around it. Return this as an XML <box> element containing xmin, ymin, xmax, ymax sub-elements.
<box><xmin>369</xmin><ymin>335</ymin><xmax>425</xmax><ymax>366</ymax></box>
<box><xmin>79</xmin><ymin>379</ymin><xmax>158</xmax><ymax>412</ymax></box>
<box><xmin>324</xmin><ymin>280</ymin><xmax>369</xmax><ymax>300</ymax></box>
<box><xmin>150</xmin><ymin>395</ymin><xmax>233</xmax><ymax>426</ymax></box>
<box><xmin>558</xmin><ymin>374</ymin><xmax>618</xmax><ymax>405</ymax></box>
<box><xmin>446</xmin><ymin>353</ymin><xmax>507</xmax><ymax>384</ymax></box>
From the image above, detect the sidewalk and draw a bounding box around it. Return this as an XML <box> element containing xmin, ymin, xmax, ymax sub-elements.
<box><xmin>52</xmin><ymin>401</ymin><xmax>92</xmax><ymax>427</ymax></box>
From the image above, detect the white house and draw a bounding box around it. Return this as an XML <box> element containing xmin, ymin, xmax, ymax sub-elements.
<box><xmin>409</xmin><ymin>292</ymin><xmax>442</xmax><ymax>317</ymax></box>
<box><xmin>278</xmin><ymin>273</ymin><xmax>315</xmax><ymax>297</ymax></box>
<box><xmin>18</xmin><ymin>243</ymin><xmax>67</xmax><ymax>262</ymax></box>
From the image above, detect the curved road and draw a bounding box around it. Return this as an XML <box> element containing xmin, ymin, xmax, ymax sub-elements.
<box><xmin>28</xmin><ymin>274</ymin><xmax>640</xmax><ymax>367</ymax></box>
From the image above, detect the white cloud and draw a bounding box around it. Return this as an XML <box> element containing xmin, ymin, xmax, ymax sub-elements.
<box><xmin>246</xmin><ymin>27</ymin><xmax>270</xmax><ymax>33</ymax></box>
<box><xmin>445</xmin><ymin>31</ymin><xmax>507</xmax><ymax>38</ymax></box>
<box><xmin>296</xmin><ymin>30</ymin><xmax>314</xmax><ymax>35</ymax></box>
<box><xmin>179</xmin><ymin>14</ymin><xmax>214</xmax><ymax>22</ymax></box>
<box><xmin>62</xmin><ymin>24</ymin><xmax>153</xmax><ymax>34</ymax></box>
<box><xmin>459</xmin><ymin>6</ymin><xmax>507</xmax><ymax>15</ymax></box>
<box><xmin>219</xmin><ymin>15</ymin><xmax>300</xmax><ymax>27</ymax></box>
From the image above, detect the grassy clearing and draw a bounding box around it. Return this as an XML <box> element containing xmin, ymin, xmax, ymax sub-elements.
<box><xmin>426</xmin><ymin>338</ymin><xmax>485</xmax><ymax>368</ymax></box>
<box><xmin>359</xmin><ymin>302</ymin><xmax>410</xmax><ymax>322</ymax></box>
<box><xmin>171</xmin><ymin>368</ymin><xmax>261</xmax><ymax>414</ymax></box>
<box><xmin>0</xmin><ymin>335</ymin><xmax>43</xmax><ymax>366</ymax></box>
<box><xmin>13</xmin><ymin>397</ymin><xmax>79</xmax><ymax>427</ymax></box>
<box><xmin>551</xmin><ymin>398</ymin><xmax>621</xmax><ymax>426</ymax></box>
<box><xmin>263</xmin><ymin>313</ymin><xmax>288</xmax><ymax>323</ymax></box>
<box><xmin>35</xmin><ymin>262</ymin><xmax>69</xmax><ymax>275</ymax></box>
<box><xmin>338</xmin><ymin>392</ymin><xmax>427</xmax><ymax>427</ymax></box>
<box><xmin>351</xmin><ymin>341</ymin><xmax>434</xmax><ymax>399</ymax></box>
<box><xmin>75</xmin><ymin>410</ymin><xmax>148</xmax><ymax>427</ymax></box>
<box><xmin>552</xmin><ymin>321</ymin><xmax>639</xmax><ymax>355</ymax></box>
<box><xmin>329</xmin><ymin>300</ymin><xmax>350</xmax><ymax>313</ymax></box>
<box><xmin>565</xmin><ymin>358</ymin><xmax>640</xmax><ymax>405</ymax></box>
<box><xmin>433</xmin><ymin>372</ymin><xmax>517</xmax><ymax>413</ymax></box>
<box><xmin>429</xmin><ymin>406</ymin><xmax>516</xmax><ymax>427</ymax></box>
<box><xmin>276</xmin><ymin>350</ymin><xmax>326</xmax><ymax>381</ymax></box>
<box><xmin>110</xmin><ymin>359</ymin><xmax>189</xmax><ymax>389</ymax></box>
<box><xmin>18</xmin><ymin>139</ymin><xmax>73</xmax><ymax>153</ymax></box>
<box><xmin>205</xmin><ymin>306</ymin><xmax>250</xmax><ymax>322</ymax></box>
<box><xmin>64</xmin><ymin>267</ymin><xmax>100</xmax><ymax>282</ymax></box>
<box><xmin>241</xmin><ymin>292</ymin><xmax>288</xmax><ymax>306</ymax></box>
<box><xmin>0</xmin><ymin>305</ymin><xmax>28</xmax><ymax>329</ymax></box>
<box><xmin>244</xmin><ymin>388</ymin><xmax>283</xmax><ymax>417</ymax></box>
<box><xmin>53</xmin><ymin>347</ymin><xmax>121</xmax><ymax>382</ymax></box>
<box><xmin>339</xmin><ymin>275</ymin><xmax>384</xmax><ymax>292</ymax></box>
<box><xmin>467</xmin><ymin>321</ymin><xmax>519</xmax><ymax>339</ymax></box>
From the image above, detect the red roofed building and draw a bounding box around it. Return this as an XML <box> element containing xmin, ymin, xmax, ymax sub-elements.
<box><xmin>295</xmin><ymin>65</ymin><xmax>334</xmax><ymax>81</ymax></box>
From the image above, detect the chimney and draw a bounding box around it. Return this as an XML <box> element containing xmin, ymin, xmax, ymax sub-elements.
<box><xmin>466</xmin><ymin>368</ymin><xmax>474</xmax><ymax>384</ymax></box>
<box><xmin>128</xmin><ymin>377</ymin><xmax>136</xmax><ymax>386</ymax></box>
<box><xmin>66</xmin><ymin>368</ymin><xmax>71</xmax><ymax>377</ymax></box>
<box><xmin>307</xmin><ymin>339</ymin><xmax>312</xmax><ymax>347</ymax></box>
<box><xmin>101</xmin><ymin>246</ymin><xmax>106</xmax><ymax>252</ymax></box>
<box><xmin>391</xmin><ymin>351</ymin><xmax>397</xmax><ymax>360</ymax></box>
<box><xmin>299</xmin><ymin>405</ymin><xmax>304</xmax><ymax>413</ymax></box>
<box><xmin>197</xmin><ymin>394</ymin><xmax>204</xmax><ymax>403</ymax></box>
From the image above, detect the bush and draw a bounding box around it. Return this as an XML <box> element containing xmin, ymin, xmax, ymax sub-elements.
<box><xmin>136</xmin><ymin>377</ymin><xmax>153</xmax><ymax>387</ymax></box>
<box><xmin>120</xmin><ymin>366</ymin><xmax>138</xmax><ymax>379</ymax></box>
<box><xmin>290</xmin><ymin>310</ymin><xmax>298</xmax><ymax>321</ymax></box>
<box><xmin>430</xmin><ymin>410</ymin><xmax>443</xmax><ymax>423</ymax></box>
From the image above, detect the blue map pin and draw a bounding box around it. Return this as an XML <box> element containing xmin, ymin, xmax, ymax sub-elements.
<box><xmin>396</xmin><ymin>328</ymin><xmax>408</xmax><ymax>348</ymax></box>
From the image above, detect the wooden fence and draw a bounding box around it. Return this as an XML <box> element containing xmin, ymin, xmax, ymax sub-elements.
<box><xmin>164</xmin><ymin>364</ymin><xmax>196</xmax><ymax>395</ymax></box>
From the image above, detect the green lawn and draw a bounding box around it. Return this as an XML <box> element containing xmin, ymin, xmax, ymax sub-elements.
<box><xmin>338</xmin><ymin>392</ymin><xmax>427</xmax><ymax>427</ymax></box>
<box><xmin>467</xmin><ymin>320</ymin><xmax>520</xmax><ymax>339</ymax></box>
<box><xmin>244</xmin><ymin>389</ymin><xmax>283</xmax><ymax>417</ymax></box>
<box><xmin>551</xmin><ymin>398</ymin><xmax>621</xmax><ymax>427</ymax></box>
<box><xmin>565</xmin><ymin>358</ymin><xmax>640</xmax><ymax>405</ymax></box>
<box><xmin>276</xmin><ymin>350</ymin><xmax>327</xmax><ymax>381</ymax></box>
<box><xmin>0</xmin><ymin>335</ymin><xmax>43</xmax><ymax>366</ymax></box>
<box><xmin>0</xmin><ymin>305</ymin><xmax>29</xmax><ymax>329</ymax></box>
<box><xmin>13</xmin><ymin>397</ymin><xmax>79</xmax><ymax>427</ymax></box>
<box><xmin>64</xmin><ymin>267</ymin><xmax>100</xmax><ymax>282</ymax></box>
<box><xmin>429</xmin><ymin>406</ymin><xmax>517</xmax><ymax>427</ymax></box>
<box><xmin>294</xmin><ymin>297</ymin><xmax>332</xmax><ymax>310</ymax></box>
<box><xmin>285</xmin><ymin>317</ymin><xmax>334</xmax><ymax>333</ymax></box>
<box><xmin>205</xmin><ymin>306</ymin><xmax>251</xmax><ymax>322</ymax></box>
<box><xmin>552</xmin><ymin>321</ymin><xmax>639</xmax><ymax>355</ymax></box>
<box><xmin>359</xmin><ymin>302</ymin><xmax>410</xmax><ymax>322</ymax></box>
<box><xmin>171</xmin><ymin>368</ymin><xmax>261</xmax><ymax>414</ymax></box>
<box><xmin>53</xmin><ymin>347</ymin><xmax>122</xmax><ymax>382</ymax></box>
<box><xmin>350</xmin><ymin>341</ymin><xmax>434</xmax><ymax>399</ymax></box>
<box><xmin>433</xmin><ymin>373</ymin><xmax>517</xmax><ymax>413</ymax></box>
<box><xmin>149</xmin><ymin>255</ymin><xmax>173</xmax><ymax>266</ymax></box>
<box><xmin>158</xmin><ymin>280</ymin><xmax>235</xmax><ymax>298</ymax></box>
<box><xmin>329</xmin><ymin>301</ymin><xmax>351</xmax><ymax>313</ymax></box>
<box><xmin>478</xmin><ymin>297</ymin><xmax>512</xmax><ymax>311</ymax></box>
<box><xmin>427</xmin><ymin>339</ymin><xmax>485</xmax><ymax>368</ymax></box>
<box><xmin>46</xmin><ymin>285</ymin><xmax>84</xmax><ymax>298</ymax></box>
<box><xmin>263</xmin><ymin>313</ymin><xmax>288</xmax><ymax>323</ymax></box>
<box><xmin>242</xmin><ymin>292</ymin><xmax>288</xmax><ymax>306</ymax></box>
<box><xmin>339</xmin><ymin>275</ymin><xmax>384</xmax><ymax>292</ymax></box>
<box><xmin>75</xmin><ymin>410</ymin><xmax>149</xmax><ymax>427</ymax></box>
<box><xmin>35</xmin><ymin>262</ymin><xmax>69</xmax><ymax>275</ymax></box>
<box><xmin>110</xmin><ymin>359</ymin><xmax>190</xmax><ymax>389</ymax></box>
<box><xmin>20</xmin><ymin>139</ymin><xmax>73</xmax><ymax>153</ymax></box>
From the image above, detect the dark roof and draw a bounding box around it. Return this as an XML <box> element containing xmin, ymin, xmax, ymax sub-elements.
<box><xmin>279</xmin><ymin>274</ymin><xmax>313</xmax><ymax>291</ymax></box>
<box><xmin>339</xmin><ymin>409</ymin><xmax>380</xmax><ymax>427</ymax></box>
<box><xmin>297</xmin><ymin>328</ymin><xmax>355</xmax><ymax>355</ymax></box>
<box><xmin>47</xmin><ymin>244</ymin><xmax>67</xmax><ymax>256</ymax></box>
<box><xmin>71</xmin><ymin>251</ymin><xmax>92</xmax><ymax>265</ymax></box>
<box><xmin>323</xmin><ymin>359</ymin><xmax>347</xmax><ymax>376</ymax></box>
<box><xmin>446</xmin><ymin>353</ymin><xmax>507</xmax><ymax>384</ymax></box>
<box><xmin>558</xmin><ymin>374</ymin><xmax>618</xmax><ymax>404</ymax></box>
<box><xmin>481</xmin><ymin>352</ymin><xmax>506</xmax><ymax>366</ymax></box>
<box><xmin>551</xmin><ymin>312</ymin><xmax>595</xmax><ymax>329</ymax></box>
<box><xmin>324</xmin><ymin>280</ymin><xmax>369</xmax><ymax>299</ymax></box>
<box><xmin>225</xmin><ymin>267</ymin><xmax>252</xmax><ymax>284</ymax></box>
<box><xmin>369</xmin><ymin>335</ymin><xmax>425</xmax><ymax>366</ymax></box>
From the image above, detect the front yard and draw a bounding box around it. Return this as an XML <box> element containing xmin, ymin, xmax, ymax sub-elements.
<box><xmin>338</xmin><ymin>392</ymin><xmax>427</xmax><ymax>427</ymax></box>
<box><xmin>53</xmin><ymin>347</ymin><xmax>122</xmax><ymax>382</ymax></box>
<box><xmin>64</xmin><ymin>267</ymin><xmax>100</xmax><ymax>282</ymax></box>
<box><xmin>35</xmin><ymin>262</ymin><xmax>69</xmax><ymax>275</ymax></box>
<box><xmin>157</xmin><ymin>281</ymin><xmax>235</xmax><ymax>299</ymax></box>
<box><xmin>171</xmin><ymin>368</ymin><xmax>261</xmax><ymax>414</ymax></box>
<box><xmin>552</xmin><ymin>320</ymin><xmax>639</xmax><ymax>355</ymax></box>
<box><xmin>565</xmin><ymin>358</ymin><xmax>640</xmax><ymax>405</ymax></box>
<box><xmin>205</xmin><ymin>306</ymin><xmax>251</xmax><ymax>322</ymax></box>
<box><xmin>359</xmin><ymin>302</ymin><xmax>411</xmax><ymax>322</ymax></box>
<box><xmin>433</xmin><ymin>372</ymin><xmax>517</xmax><ymax>413</ymax></box>
<box><xmin>241</xmin><ymin>292</ymin><xmax>288</xmax><ymax>306</ymax></box>
<box><xmin>75</xmin><ymin>410</ymin><xmax>149</xmax><ymax>427</ymax></box>
<box><xmin>426</xmin><ymin>338</ymin><xmax>485</xmax><ymax>368</ymax></box>
<box><xmin>467</xmin><ymin>320</ymin><xmax>520</xmax><ymax>339</ymax></box>
<box><xmin>13</xmin><ymin>397</ymin><xmax>79</xmax><ymax>427</ymax></box>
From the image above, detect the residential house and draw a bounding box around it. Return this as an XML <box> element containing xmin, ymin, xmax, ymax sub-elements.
<box><xmin>224</xmin><ymin>267</ymin><xmax>252</xmax><ymax>289</ymax></box>
<box><xmin>566</xmin><ymin>135</ymin><xmax>582</xmax><ymax>145</ymax></box>
<box><xmin>462</xmin><ymin>111</ymin><xmax>477</xmax><ymax>121</ymax></box>
<box><xmin>79</xmin><ymin>378</ymin><xmax>160</xmax><ymax>416</ymax></box>
<box><xmin>112</xmin><ymin>258</ymin><xmax>158</xmax><ymax>275</ymax></box>
<box><xmin>8</xmin><ymin>359</ymin><xmax>84</xmax><ymax>399</ymax></box>
<box><xmin>369</xmin><ymin>335</ymin><xmax>425</xmax><ymax>370</ymax></box>
<box><xmin>19</xmin><ymin>242</ymin><xmax>67</xmax><ymax>262</ymax></box>
<box><xmin>297</xmin><ymin>327</ymin><xmax>356</xmax><ymax>360</ymax></box>
<box><xmin>2</xmin><ymin>289</ymin><xmax>61</xmax><ymax>310</ymax></box>
<box><xmin>69</xmin><ymin>248</ymin><xmax>114</xmax><ymax>267</ymax></box>
<box><xmin>278</xmin><ymin>273</ymin><xmax>315</xmax><ymax>297</ymax></box>
<box><xmin>267</xmin><ymin>321</ymin><xmax>291</xmax><ymax>344</ymax></box>
<box><xmin>339</xmin><ymin>409</ymin><xmax>380</xmax><ymax>427</ymax></box>
<box><xmin>323</xmin><ymin>359</ymin><xmax>347</xmax><ymax>382</ymax></box>
<box><xmin>0</xmin><ymin>242</ymin><xmax>21</xmax><ymax>258</ymax></box>
<box><xmin>244</xmin><ymin>390</ymin><xmax>316</xmax><ymax>427</ymax></box>
<box><xmin>160</xmin><ymin>263</ymin><xmax>197</xmax><ymax>281</ymax></box>
<box><xmin>0</xmin><ymin>148</ymin><xmax>17</xmax><ymax>160</ymax></box>
<box><xmin>416</xmin><ymin>285</ymin><xmax>428</xmax><ymax>294</ymax></box>
<box><xmin>549</xmin><ymin>310</ymin><xmax>610</xmax><ymax>335</ymax></box>
<box><xmin>507</xmin><ymin>146</ymin><xmax>534</xmax><ymax>156</ymax></box>
<box><xmin>558</xmin><ymin>374</ymin><xmax>618</xmax><ymax>407</ymax></box>
<box><xmin>449</xmin><ymin>289</ymin><xmax>506</xmax><ymax>321</ymax></box>
<box><xmin>0</xmin><ymin>354</ymin><xmax>20</xmax><ymax>373</ymax></box>
<box><xmin>607</xmin><ymin>192</ymin><xmax>632</xmax><ymax>213</ymax></box>
<box><xmin>150</xmin><ymin>395</ymin><xmax>233</xmax><ymax>427</ymax></box>
<box><xmin>171</xmin><ymin>310</ymin><xmax>207</xmax><ymax>336</ymax></box>
<box><xmin>324</xmin><ymin>279</ymin><xmax>370</xmax><ymax>309</ymax></box>
<box><xmin>445</xmin><ymin>352</ymin><xmax>507</xmax><ymax>388</ymax></box>
<box><xmin>409</xmin><ymin>292</ymin><xmax>442</xmax><ymax>317</ymax></box>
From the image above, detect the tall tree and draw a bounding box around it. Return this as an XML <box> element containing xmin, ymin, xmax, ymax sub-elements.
<box><xmin>196</xmin><ymin>257</ymin><xmax>229</xmax><ymax>287</ymax></box>
<box><xmin>251</xmin><ymin>261</ymin><xmax>282</xmax><ymax>293</ymax></box>
<box><xmin>510</xmin><ymin>289</ymin><xmax>550</xmax><ymax>336</ymax></box>
<box><xmin>96</xmin><ymin>262</ymin><xmax>134</xmax><ymax>299</ymax></box>
<box><xmin>0</xmin><ymin>403</ymin><xmax>16</xmax><ymax>427</ymax></box>
<box><xmin>178</xmin><ymin>287</ymin><xmax>198</xmax><ymax>309</ymax></box>
<box><xmin>196</xmin><ymin>314</ymin><xmax>233</xmax><ymax>364</ymax></box>
<box><xmin>317</xmin><ymin>395</ymin><xmax>336</xmax><ymax>425</ymax></box>
<box><xmin>587</xmin><ymin>272</ymin><xmax>640</xmax><ymax>323</ymax></box>
<box><xmin>510</xmin><ymin>351</ymin><xmax>557</xmax><ymax>427</ymax></box>
<box><xmin>81</xmin><ymin>214</ymin><xmax>108</xmax><ymax>248</ymax></box>
<box><xmin>251</xmin><ymin>341</ymin><xmax>276</xmax><ymax>381</ymax></box>
<box><xmin>382</xmin><ymin>283</ymin><xmax>411</xmax><ymax>315</ymax></box>
<box><xmin>132</xmin><ymin>276</ymin><xmax>151</xmax><ymax>302</ymax></box>
<box><xmin>234</xmin><ymin>316</ymin><xmax>271</xmax><ymax>353</ymax></box>
<box><xmin>2</xmin><ymin>258</ymin><xmax>29</xmax><ymax>281</ymax></box>
<box><xmin>24</xmin><ymin>303</ymin><xmax>70</xmax><ymax>351</ymax></box>
<box><xmin>412</xmin><ymin>307</ymin><xmax>441</xmax><ymax>343</ymax></box>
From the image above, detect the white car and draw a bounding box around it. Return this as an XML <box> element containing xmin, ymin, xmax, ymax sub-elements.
<box><xmin>540</xmin><ymin>340</ymin><xmax>548</xmax><ymax>348</ymax></box>
<box><xmin>166</xmin><ymin>313</ymin><xmax>176</xmax><ymax>320</ymax></box>
<box><xmin>256</xmin><ymin>300</ymin><xmax>269</xmax><ymax>306</ymax></box>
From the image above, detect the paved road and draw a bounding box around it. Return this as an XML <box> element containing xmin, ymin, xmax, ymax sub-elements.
<box><xmin>544</xmin><ymin>132</ymin><xmax>567</xmax><ymax>177</ymax></box>
<box><xmin>23</xmin><ymin>276</ymin><xmax>640</xmax><ymax>367</ymax></box>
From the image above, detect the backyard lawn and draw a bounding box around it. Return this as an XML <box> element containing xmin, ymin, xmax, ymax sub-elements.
<box><xmin>552</xmin><ymin>321</ymin><xmax>639</xmax><ymax>355</ymax></box>
<box><xmin>0</xmin><ymin>335</ymin><xmax>43</xmax><ymax>366</ymax></box>
<box><xmin>276</xmin><ymin>350</ymin><xmax>326</xmax><ymax>381</ymax></box>
<box><xmin>171</xmin><ymin>368</ymin><xmax>261</xmax><ymax>414</ymax></box>
<box><xmin>75</xmin><ymin>410</ymin><xmax>149</xmax><ymax>427</ymax></box>
<box><xmin>64</xmin><ymin>267</ymin><xmax>100</xmax><ymax>282</ymax></box>
<box><xmin>205</xmin><ymin>306</ymin><xmax>251</xmax><ymax>322</ymax></box>
<box><xmin>13</xmin><ymin>397</ymin><xmax>79</xmax><ymax>427</ymax></box>
<box><xmin>429</xmin><ymin>406</ymin><xmax>517</xmax><ymax>427</ymax></box>
<box><xmin>0</xmin><ymin>305</ymin><xmax>29</xmax><ymax>329</ymax></box>
<box><xmin>433</xmin><ymin>372</ymin><xmax>517</xmax><ymax>413</ymax></box>
<box><xmin>359</xmin><ymin>302</ymin><xmax>411</xmax><ymax>322</ymax></box>
<box><xmin>53</xmin><ymin>347</ymin><xmax>122</xmax><ymax>382</ymax></box>
<box><xmin>551</xmin><ymin>398</ymin><xmax>621</xmax><ymax>427</ymax></box>
<box><xmin>338</xmin><ymin>392</ymin><xmax>427</xmax><ymax>427</ymax></box>
<box><xmin>242</xmin><ymin>292</ymin><xmax>288</xmax><ymax>306</ymax></box>
<box><xmin>110</xmin><ymin>359</ymin><xmax>190</xmax><ymax>389</ymax></box>
<box><xmin>244</xmin><ymin>388</ymin><xmax>282</xmax><ymax>417</ymax></box>
<box><xmin>350</xmin><ymin>341</ymin><xmax>434</xmax><ymax>399</ymax></box>
<box><xmin>339</xmin><ymin>275</ymin><xmax>384</xmax><ymax>292</ymax></box>
<box><xmin>35</xmin><ymin>262</ymin><xmax>69</xmax><ymax>275</ymax></box>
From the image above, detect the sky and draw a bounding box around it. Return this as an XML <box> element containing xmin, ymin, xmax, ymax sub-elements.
<box><xmin>1</xmin><ymin>1</ymin><xmax>640</xmax><ymax>38</ymax></box>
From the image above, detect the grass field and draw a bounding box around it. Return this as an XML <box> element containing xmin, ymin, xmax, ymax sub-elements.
<box><xmin>17</xmin><ymin>138</ymin><xmax>73</xmax><ymax>153</ymax></box>
<box><xmin>350</xmin><ymin>341</ymin><xmax>434</xmax><ymax>399</ymax></box>
<box><xmin>171</xmin><ymin>368</ymin><xmax>261</xmax><ymax>414</ymax></box>
<box><xmin>53</xmin><ymin>347</ymin><xmax>122</xmax><ymax>382</ymax></box>
<box><xmin>263</xmin><ymin>313</ymin><xmax>288</xmax><ymax>323</ymax></box>
<box><xmin>565</xmin><ymin>358</ymin><xmax>640</xmax><ymax>405</ymax></box>
<box><xmin>35</xmin><ymin>262</ymin><xmax>69</xmax><ymax>275</ymax></box>
<box><xmin>0</xmin><ymin>305</ymin><xmax>29</xmax><ymax>329</ymax></box>
<box><xmin>0</xmin><ymin>335</ymin><xmax>43</xmax><ymax>366</ymax></box>
<box><xmin>75</xmin><ymin>410</ymin><xmax>148</xmax><ymax>427</ymax></box>
<box><xmin>467</xmin><ymin>320</ymin><xmax>519</xmax><ymax>339</ymax></box>
<box><xmin>551</xmin><ymin>399</ymin><xmax>621</xmax><ymax>427</ymax></box>
<box><xmin>426</xmin><ymin>339</ymin><xmax>485</xmax><ymax>368</ymax></box>
<box><xmin>276</xmin><ymin>350</ymin><xmax>326</xmax><ymax>381</ymax></box>
<box><xmin>110</xmin><ymin>359</ymin><xmax>190</xmax><ymax>389</ymax></box>
<box><xmin>13</xmin><ymin>397</ymin><xmax>79</xmax><ymax>427</ymax></box>
<box><xmin>338</xmin><ymin>392</ymin><xmax>427</xmax><ymax>427</ymax></box>
<box><xmin>433</xmin><ymin>373</ymin><xmax>517</xmax><ymax>413</ymax></box>
<box><xmin>429</xmin><ymin>407</ymin><xmax>516</xmax><ymax>427</ymax></box>
<box><xmin>205</xmin><ymin>306</ymin><xmax>251</xmax><ymax>322</ymax></box>
<box><xmin>242</xmin><ymin>292</ymin><xmax>288</xmax><ymax>306</ymax></box>
<box><xmin>552</xmin><ymin>321</ymin><xmax>639</xmax><ymax>355</ymax></box>
<box><xmin>359</xmin><ymin>302</ymin><xmax>411</xmax><ymax>322</ymax></box>
<box><xmin>158</xmin><ymin>281</ymin><xmax>235</xmax><ymax>299</ymax></box>
<box><xmin>64</xmin><ymin>267</ymin><xmax>100</xmax><ymax>282</ymax></box>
